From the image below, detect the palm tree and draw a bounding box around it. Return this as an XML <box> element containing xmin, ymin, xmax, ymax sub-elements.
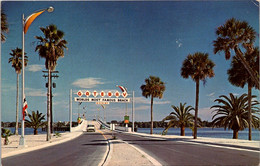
<box><xmin>227</xmin><ymin>47</ymin><xmax>259</xmax><ymax>140</ymax></box>
<box><xmin>35</xmin><ymin>24</ymin><xmax>67</xmax><ymax>141</ymax></box>
<box><xmin>1</xmin><ymin>11</ymin><xmax>9</xmax><ymax>42</ymax></box>
<box><xmin>1</xmin><ymin>128</ymin><xmax>13</xmax><ymax>145</ymax></box>
<box><xmin>8</xmin><ymin>47</ymin><xmax>28</xmax><ymax>135</ymax></box>
<box><xmin>140</xmin><ymin>76</ymin><xmax>166</xmax><ymax>134</ymax></box>
<box><xmin>25</xmin><ymin>110</ymin><xmax>46</xmax><ymax>135</ymax></box>
<box><xmin>213</xmin><ymin>18</ymin><xmax>259</xmax><ymax>88</ymax></box>
<box><xmin>162</xmin><ymin>103</ymin><xmax>194</xmax><ymax>136</ymax></box>
<box><xmin>181</xmin><ymin>52</ymin><xmax>215</xmax><ymax>139</ymax></box>
<box><xmin>211</xmin><ymin>93</ymin><xmax>259</xmax><ymax>139</ymax></box>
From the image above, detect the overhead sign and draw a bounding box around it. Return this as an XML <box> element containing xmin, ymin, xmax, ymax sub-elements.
<box><xmin>77</xmin><ymin>90</ymin><xmax>83</xmax><ymax>97</ymax></box>
<box><xmin>75</xmin><ymin>97</ymin><xmax>130</xmax><ymax>103</ymax></box>
<box><xmin>96</xmin><ymin>101</ymin><xmax>110</xmax><ymax>105</ymax></box>
<box><xmin>124</xmin><ymin>115</ymin><xmax>129</xmax><ymax>124</ymax></box>
<box><xmin>76</xmin><ymin>90</ymin><xmax>128</xmax><ymax>98</ymax></box>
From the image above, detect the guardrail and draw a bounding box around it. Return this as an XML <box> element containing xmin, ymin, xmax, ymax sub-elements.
<box><xmin>98</xmin><ymin>119</ymin><xmax>131</xmax><ymax>132</ymax></box>
<box><xmin>71</xmin><ymin>119</ymin><xmax>87</xmax><ymax>132</ymax></box>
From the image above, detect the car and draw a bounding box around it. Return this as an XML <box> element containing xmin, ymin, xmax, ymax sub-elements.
<box><xmin>87</xmin><ymin>124</ymin><xmax>95</xmax><ymax>132</ymax></box>
<box><xmin>100</xmin><ymin>125</ymin><xmax>106</xmax><ymax>130</ymax></box>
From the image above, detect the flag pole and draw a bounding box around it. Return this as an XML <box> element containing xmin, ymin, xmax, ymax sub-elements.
<box><xmin>19</xmin><ymin>14</ymin><xmax>26</xmax><ymax>147</ymax></box>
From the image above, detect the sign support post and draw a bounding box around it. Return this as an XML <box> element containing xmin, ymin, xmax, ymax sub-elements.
<box><xmin>132</xmin><ymin>91</ymin><xmax>135</xmax><ymax>132</ymax></box>
<box><xmin>69</xmin><ymin>89</ymin><xmax>72</xmax><ymax>132</ymax></box>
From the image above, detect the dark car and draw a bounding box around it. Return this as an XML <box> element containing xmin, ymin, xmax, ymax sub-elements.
<box><xmin>100</xmin><ymin>125</ymin><xmax>106</xmax><ymax>130</ymax></box>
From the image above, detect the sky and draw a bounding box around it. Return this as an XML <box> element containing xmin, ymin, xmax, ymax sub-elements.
<box><xmin>1</xmin><ymin>0</ymin><xmax>259</xmax><ymax>123</ymax></box>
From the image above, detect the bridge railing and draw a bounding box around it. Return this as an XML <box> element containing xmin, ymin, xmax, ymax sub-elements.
<box><xmin>98</xmin><ymin>119</ymin><xmax>131</xmax><ymax>132</ymax></box>
<box><xmin>97</xmin><ymin>119</ymin><xmax>110</xmax><ymax>129</ymax></box>
<box><xmin>71</xmin><ymin>119</ymin><xmax>87</xmax><ymax>132</ymax></box>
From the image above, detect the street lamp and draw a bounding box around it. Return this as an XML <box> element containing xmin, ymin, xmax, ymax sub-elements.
<box><xmin>20</xmin><ymin>6</ymin><xmax>54</xmax><ymax>146</ymax></box>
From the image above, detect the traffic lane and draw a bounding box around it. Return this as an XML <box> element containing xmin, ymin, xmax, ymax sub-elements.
<box><xmin>3</xmin><ymin>132</ymin><xmax>107</xmax><ymax>166</ymax></box>
<box><xmin>115</xmin><ymin>132</ymin><xmax>259</xmax><ymax>166</ymax></box>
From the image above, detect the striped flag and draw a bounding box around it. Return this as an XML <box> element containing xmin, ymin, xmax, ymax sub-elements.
<box><xmin>117</xmin><ymin>85</ymin><xmax>127</xmax><ymax>93</ymax></box>
<box><xmin>23</xmin><ymin>96</ymin><xmax>28</xmax><ymax>120</ymax></box>
<box><xmin>24</xmin><ymin>10</ymin><xmax>45</xmax><ymax>34</ymax></box>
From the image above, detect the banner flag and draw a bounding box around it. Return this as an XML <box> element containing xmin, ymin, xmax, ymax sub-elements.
<box><xmin>24</xmin><ymin>10</ymin><xmax>45</xmax><ymax>34</ymax></box>
<box><xmin>23</xmin><ymin>96</ymin><xmax>28</xmax><ymax>120</ymax></box>
<box><xmin>117</xmin><ymin>85</ymin><xmax>127</xmax><ymax>93</ymax></box>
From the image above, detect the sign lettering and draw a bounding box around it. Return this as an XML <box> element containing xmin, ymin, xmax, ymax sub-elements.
<box><xmin>75</xmin><ymin>97</ymin><xmax>130</xmax><ymax>103</ymax></box>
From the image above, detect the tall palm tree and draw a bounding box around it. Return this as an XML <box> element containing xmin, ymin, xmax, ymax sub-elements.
<box><xmin>140</xmin><ymin>76</ymin><xmax>166</xmax><ymax>134</ymax></box>
<box><xmin>1</xmin><ymin>11</ymin><xmax>9</xmax><ymax>42</ymax></box>
<box><xmin>8</xmin><ymin>47</ymin><xmax>28</xmax><ymax>135</ymax></box>
<box><xmin>211</xmin><ymin>93</ymin><xmax>259</xmax><ymax>139</ymax></box>
<box><xmin>162</xmin><ymin>103</ymin><xmax>194</xmax><ymax>136</ymax></box>
<box><xmin>228</xmin><ymin>47</ymin><xmax>259</xmax><ymax>140</ymax></box>
<box><xmin>35</xmin><ymin>24</ymin><xmax>68</xmax><ymax>141</ymax></box>
<box><xmin>213</xmin><ymin>18</ymin><xmax>259</xmax><ymax>88</ymax></box>
<box><xmin>181</xmin><ymin>52</ymin><xmax>215</xmax><ymax>139</ymax></box>
<box><xmin>25</xmin><ymin>110</ymin><xmax>46</xmax><ymax>135</ymax></box>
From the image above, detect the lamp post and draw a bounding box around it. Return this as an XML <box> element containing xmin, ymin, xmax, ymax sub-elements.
<box><xmin>19</xmin><ymin>6</ymin><xmax>54</xmax><ymax>146</ymax></box>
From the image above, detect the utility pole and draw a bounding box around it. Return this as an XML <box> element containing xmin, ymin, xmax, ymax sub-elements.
<box><xmin>43</xmin><ymin>70</ymin><xmax>59</xmax><ymax>133</ymax></box>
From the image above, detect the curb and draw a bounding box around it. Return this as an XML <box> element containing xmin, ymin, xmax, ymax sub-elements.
<box><xmin>101</xmin><ymin>138</ymin><xmax>113</xmax><ymax>166</ymax></box>
<box><xmin>100</xmin><ymin>130</ymin><xmax>162</xmax><ymax>166</ymax></box>
<box><xmin>117</xmin><ymin>130</ymin><xmax>260</xmax><ymax>152</ymax></box>
<box><xmin>97</xmin><ymin>129</ymin><xmax>112</xmax><ymax>166</ymax></box>
<box><xmin>120</xmin><ymin>139</ymin><xmax>162</xmax><ymax>166</ymax></box>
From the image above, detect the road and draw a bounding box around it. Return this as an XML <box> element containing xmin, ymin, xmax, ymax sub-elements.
<box><xmin>2</xmin><ymin>132</ymin><xmax>107</xmax><ymax>166</ymax></box>
<box><xmin>114</xmin><ymin>132</ymin><xmax>260</xmax><ymax>166</ymax></box>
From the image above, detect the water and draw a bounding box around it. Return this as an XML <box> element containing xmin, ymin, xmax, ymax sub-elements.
<box><xmin>5</xmin><ymin>127</ymin><xmax>259</xmax><ymax>141</ymax></box>
<box><xmin>5</xmin><ymin>128</ymin><xmax>65</xmax><ymax>135</ymax></box>
<box><xmin>137</xmin><ymin>128</ymin><xmax>260</xmax><ymax>141</ymax></box>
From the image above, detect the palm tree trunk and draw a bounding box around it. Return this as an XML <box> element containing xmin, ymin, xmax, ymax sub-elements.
<box><xmin>234</xmin><ymin>46</ymin><xmax>259</xmax><ymax>89</ymax></box>
<box><xmin>150</xmin><ymin>96</ymin><xmax>154</xmax><ymax>134</ymax></box>
<box><xmin>233</xmin><ymin>129</ymin><xmax>238</xmax><ymax>139</ymax></box>
<box><xmin>15</xmin><ymin>73</ymin><xmax>19</xmax><ymax>135</ymax></box>
<box><xmin>50</xmin><ymin>77</ymin><xmax>53</xmax><ymax>134</ymax></box>
<box><xmin>248</xmin><ymin>83</ymin><xmax>252</xmax><ymax>141</ymax></box>
<box><xmin>194</xmin><ymin>80</ymin><xmax>199</xmax><ymax>139</ymax></box>
<box><xmin>46</xmin><ymin>69</ymin><xmax>51</xmax><ymax>141</ymax></box>
<box><xmin>181</xmin><ymin>125</ymin><xmax>185</xmax><ymax>136</ymax></box>
<box><xmin>34</xmin><ymin>129</ymin><xmax>38</xmax><ymax>135</ymax></box>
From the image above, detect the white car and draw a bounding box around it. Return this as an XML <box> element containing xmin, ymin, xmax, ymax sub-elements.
<box><xmin>87</xmin><ymin>124</ymin><xmax>95</xmax><ymax>132</ymax></box>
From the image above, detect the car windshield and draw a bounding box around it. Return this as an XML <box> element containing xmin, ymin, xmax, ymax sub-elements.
<box><xmin>88</xmin><ymin>125</ymin><xmax>94</xmax><ymax>127</ymax></box>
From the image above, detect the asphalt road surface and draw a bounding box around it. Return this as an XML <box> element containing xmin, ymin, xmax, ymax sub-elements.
<box><xmin>115</xmin><ymin>132</ymin><xmax>260</xmax><ymax>166</ymax></box>
<box><xmin>3</xmin><ymin>132</ymin><xmax>107</xmax><ymax>166</ymax></box>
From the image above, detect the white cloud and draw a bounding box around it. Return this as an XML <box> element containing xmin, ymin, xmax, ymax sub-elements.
<box><xmin>25</xmin><ymin>88</ymin><xmax>46</xmax><ymax>97</ymax></box>
<box><xmin>135</xmin><ymin>105</ymin><xmax>150</xmax><ymax>111</ymax></box>
<box><xmin>2</xmin><ymin>84</ymin><xmax>16</xmax><ymax>92</ymax></box>
<box><xmin>134</xmin><ymin>97</ymin><xmax>170</xmax><ymax>105</ymax></box>
<box><xmin>72</xmin><ymin>77</ymin><xmax>104</xmax><ymax>88</ymax></box>
<box><xmin>207</xmin><ymin>92</ymin><xmax>215</xmax><ymax>97</ymax></box>
<box><xmin>26</xmin><ymin>64</ymin><xmax>45</xmax><ymax>72</ymax></box>
<box><xmin>198</xmin><ymin>107</ymin><xmax>214</xmax><ymax>121</ymax></box>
